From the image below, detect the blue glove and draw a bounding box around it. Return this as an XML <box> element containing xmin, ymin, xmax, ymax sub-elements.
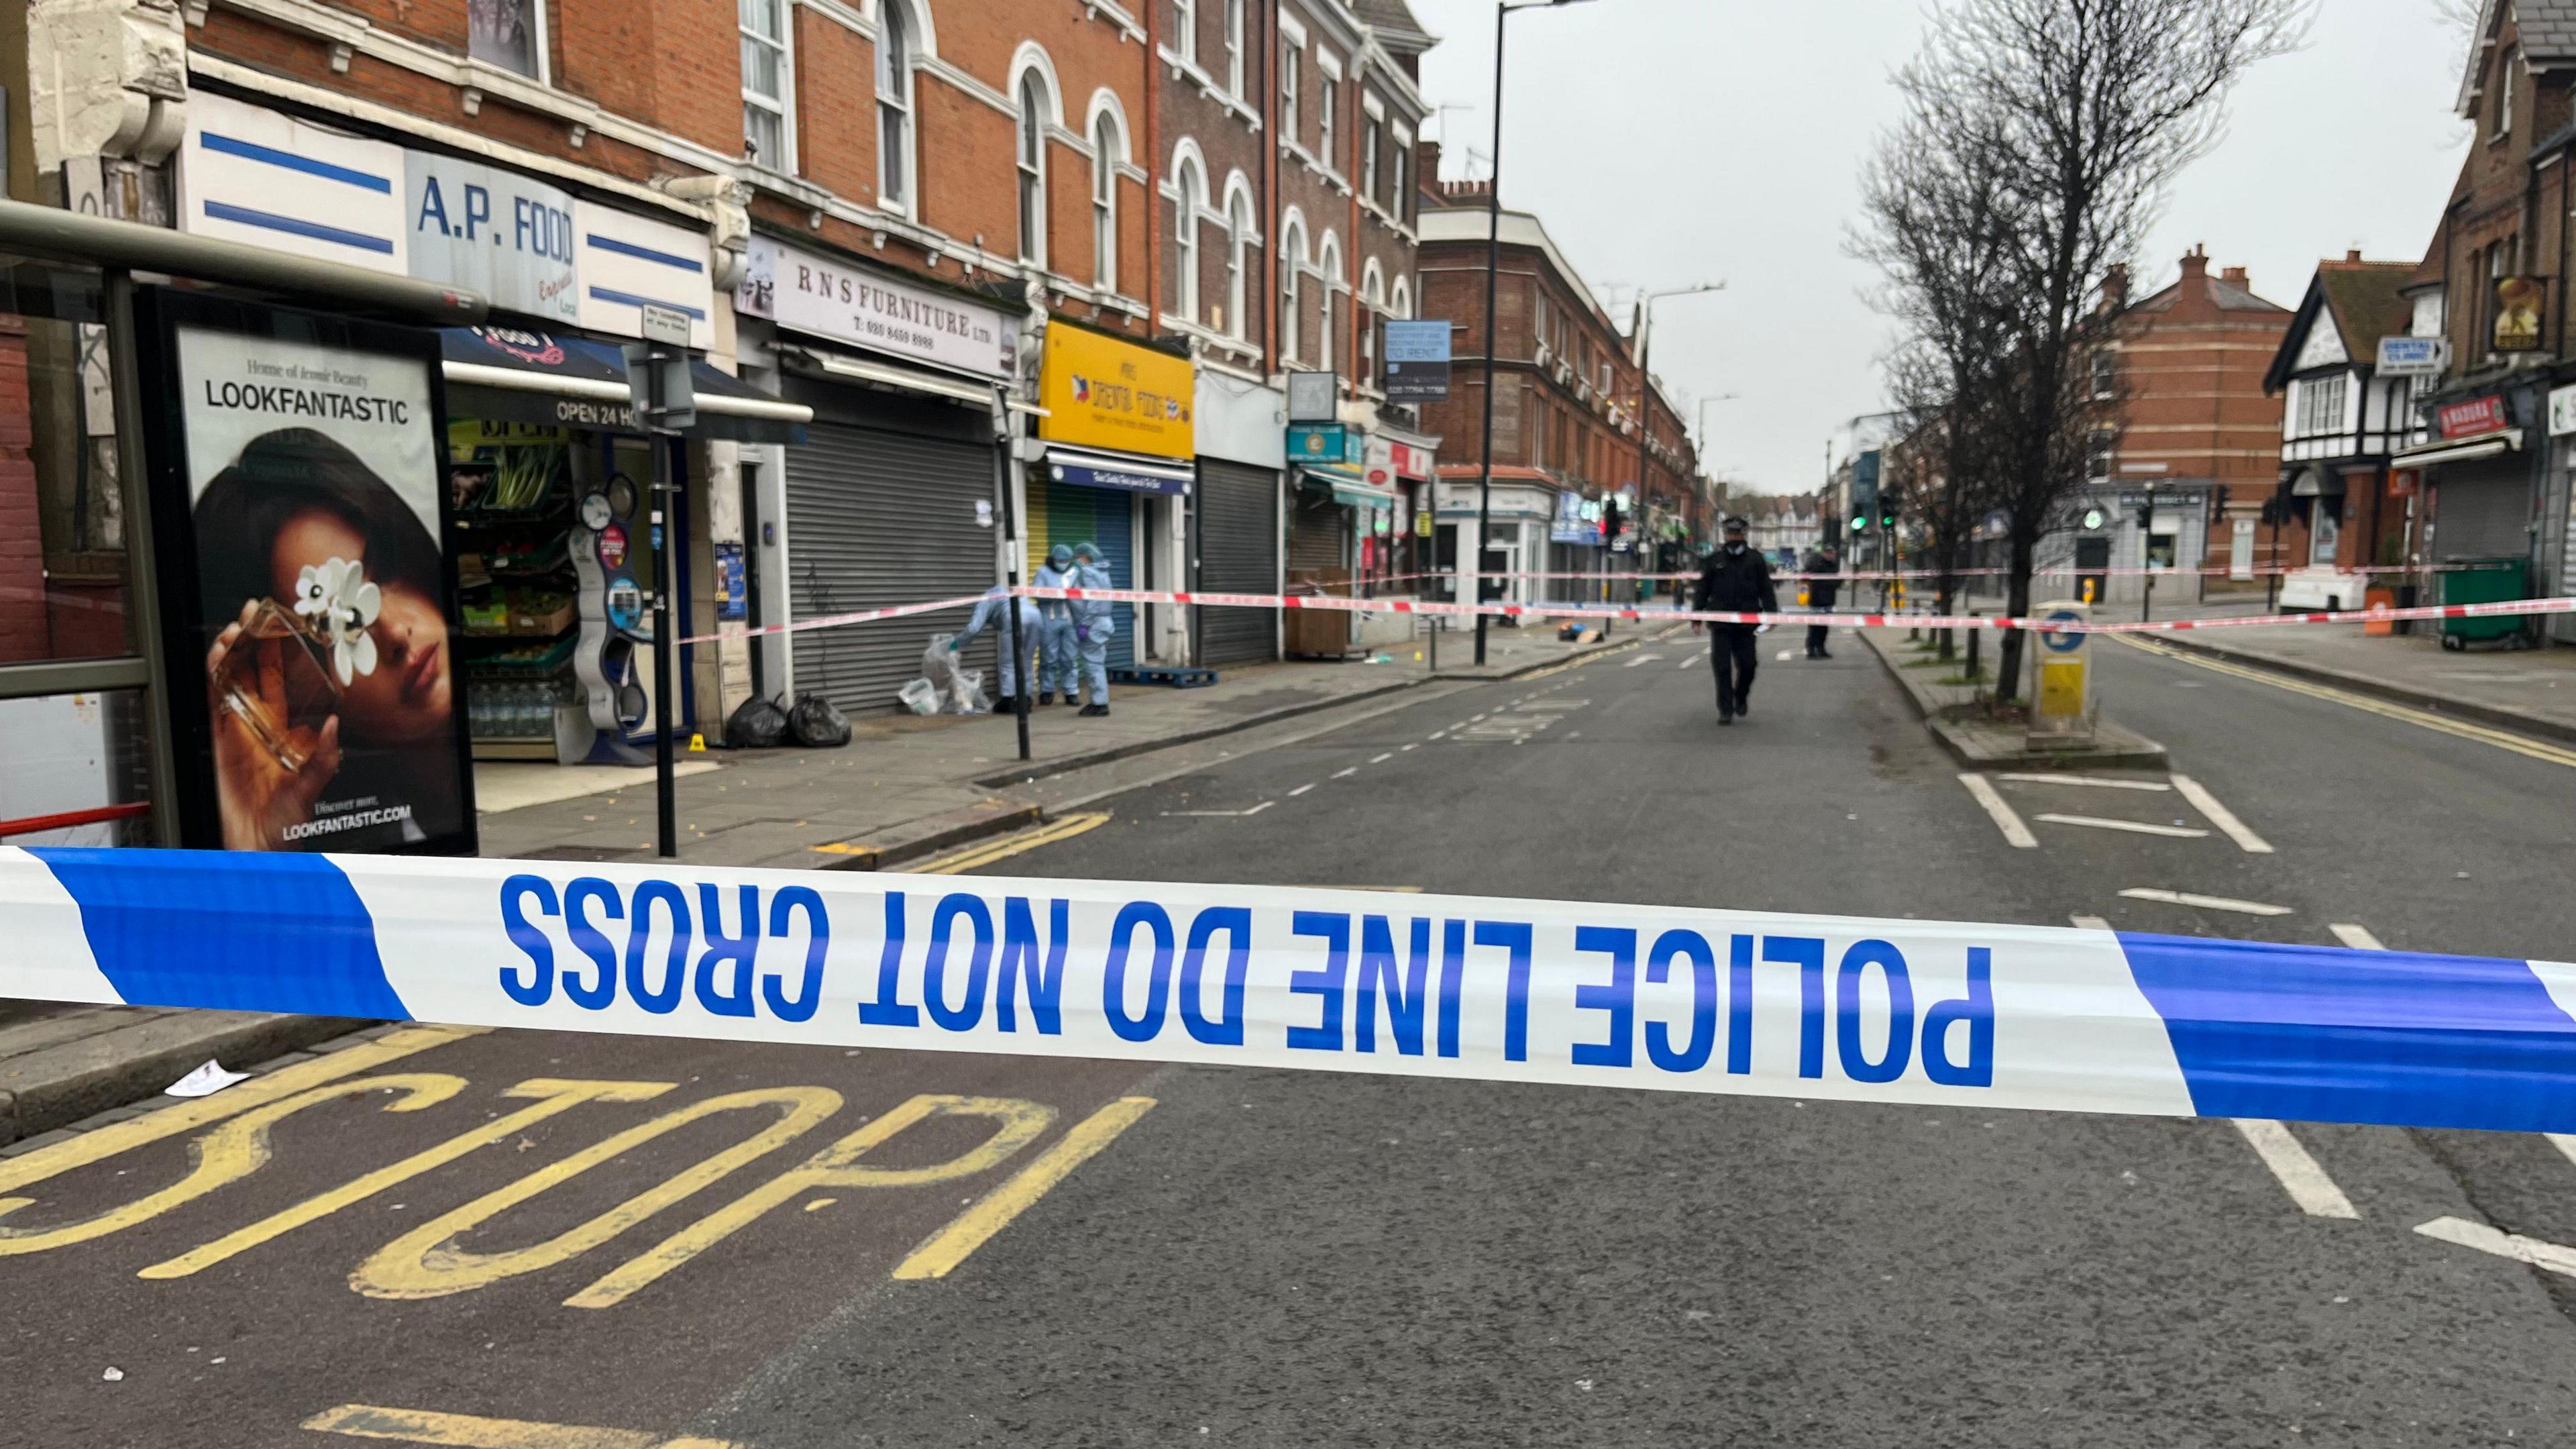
<box><xmin>948</xmin><ymin>638</ymin><xmax>963</xmax><ymax>652</ymax></box>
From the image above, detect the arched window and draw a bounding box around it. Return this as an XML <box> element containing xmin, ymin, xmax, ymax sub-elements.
<box><xmin>1279</xmin><ymin>218</ymin><xmax>1307</xmax><ymax>366</ymax></box>
<box><xmin>877</xmin><ymin>2</ymin><xmax>914</xmax><ymax>212</ymax></box>
<box><xmin>1391</xmin><ymin>276</ymin><xmax>1412</xmax><ymax>320</ymax></box>
<box><xmin>1318</xmin><ymin>233</ymin><xmax>1343</xmax><ymax>368</ymax></box>
<box><xmin>1016</xmin><ymin>73</ymin><xmax>1051</xmax><ymax>268</ymax></box>
<box><xmin>1225</xmin><ymin>188</ymin><xmax>1253</xmax><ymax>341</ymax></box>
<box><xmin>1173</xmin><ymin>157</ymin><xmax>1205</xmax><ymax>323</ymax></box>
<box><xmin>1091</xmin><ymin>112</ymin><xmax>1121</xmax><ymax>292</ymax></box>
<box><xmin>1360</xmin><ymin>262</ymin><xmax>1385</xmax><ymax>384</ymax></box>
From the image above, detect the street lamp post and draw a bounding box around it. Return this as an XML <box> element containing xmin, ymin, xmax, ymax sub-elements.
<box><xmin>1629</xmin><ymin>284</ymin><xmax>1721</xmax><ymax>602</ymax></box>
<box><xmin>1474</xmin><ymin>0</ymin><xmax>1595</xmax><ymax>665</ymax></box>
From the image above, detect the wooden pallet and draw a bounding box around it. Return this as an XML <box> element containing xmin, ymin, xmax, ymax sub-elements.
<box><xmin>1109</xmin><ymin>665</ymin><xmax>1220</xmax><ymax>688</ymax></box>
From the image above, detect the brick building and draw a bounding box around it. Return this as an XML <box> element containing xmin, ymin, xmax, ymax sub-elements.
<box><xmin>2390</xmin><ymin>0</ymin><xmax>2576</xmax><ymax>645</ymax></box>
<box><xmin>5</xmin><ymin>0</ymin><xmax>1442</xmax><ymax>804</ymax></box>
<box><xmin>2072</xmin><ymin>248</ymin><xmax>2292</xmax><ymax>605</ymax></box>
<box><xmin>1414</xmin><ymin>166</ymin><xmax>1703</xmax><ymax>606</ymax></box>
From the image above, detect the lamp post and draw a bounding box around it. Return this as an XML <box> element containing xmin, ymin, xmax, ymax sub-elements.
<box><xmin>1474</xmin><ymin>0</ymin><xmax>1597</xmax><ymax>665</ymax></box>
<box><xmin>1627</xmin><ymin>284</ymin><xmax>1721</xmax><ymax>598</ymax></box>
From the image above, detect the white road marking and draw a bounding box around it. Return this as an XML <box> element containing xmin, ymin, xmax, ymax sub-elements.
<box><xmin>1998</xmin><ymin>772</ymin><xmax>2171</xmax><ymax>792</ymax></box>
<box><xmin>1332</xmin><ymin>767</ymin><xmax>1359</xmax><ymax>779</ymax></box>
<box><xmin>1566</xmin><ymin>730</ymin><xmax>1582</xmax><ymax>739</ymax></box>
<box><xmin>2033</xmin><ymin>812</ymin><xmax>2210</xmax><ymax>839</ymax></box>
<box><xmin>1370</xmin><ymin>753</ymin><xmax>1395</xmax><ymax>763</ymax></box>
<box><xmin>1428</xmin><ymin>731</ymin><xmax>1447</xmax><ymax>740</ymax></box>
<box><xmin>2233</xmin><ymin>1119</ymin><xmax>2360</xmax><ymax>1220</ymax></box>
<box><xmin>2070</xmin><ymin>914</ymin><xmax>2113</xmax><ymax>931</ymax></box>
<box><xmin>2546</xmin><ymin>1135</ymin><xmax>2576</xmax><ymax>1171</ymax></box>
<box><xmin>1958</xmin><ymin>774</ymin><xmax>2038</xmax><ymax>849</ymax></box>
<box><xmin>1161</xmin><ymin>802</ymin><xmax>1275</xmax><ymax>818</ymax></box>
<box><xmin>1677</xmin><ymin>658</ymin><xmax>1699</xmax><ymax>671</ymax></box>
<box><xmin>2328</xmin><ymin>923</ymin><xmax>2385</xmax><ymax>951</ymax></box>
<box><xmin>1776</xmin><ymin>649</ymin><xmax>1795</xmax><ymax>661</ymax></box>
<box><xmin>1401</xmin><ymin>743</ymin><xmax>1418</xmax><ymax>752</ymax></box>
<box><xmin>2170</xmin><ymin>774</ymin><xmax>2275</xmax><ymax>855</ymax></box>
<box><xmin>1623</xmin><ymin>655</ymin><xmax>1664</xmax><ymax>667</ymax></box>
<box><xmin>2416</xmin><ymin>1216</ymin><xmax>2576</xmax><ymax>1275</ymax></box>
<box><xmin>1287</xmin><ymin>784</ymin><xmax>1316</xmax><ymax>798</ymax></box>
<box><xmin>2118</xmin><ymin>888</ymin><xmax>2293</xmax><ymax>918</ymax></box>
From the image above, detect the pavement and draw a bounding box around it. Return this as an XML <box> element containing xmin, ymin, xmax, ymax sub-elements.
<box><xmin>2148</xmin><ymin>614</ymin><xmax>2576</xmax><ymax>744</ymax></box>
<box><xmin>0</xmin><ymin>619</ymin><xmax>1619</xmax><ymax>1147</ymax></box>
<box><xmin>11</xmin><ymin>621</ymin><xmax>2576</xmax><ymax>1444</ymax></box>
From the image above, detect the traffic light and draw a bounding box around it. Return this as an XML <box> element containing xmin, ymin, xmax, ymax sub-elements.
<box><xmin>1880</xmin><ymin>511</ymin><xmax>1896</xmax><ymax>531</ymax></box>
<box><xmin>2135</xmin><ymin>500</ymin><xmax>2153</xmax><ymax>529</ymax></box>
<box><xmin>1851</xmin><ymin>515</ymin><xmax>1866</xmax><ymax>533</ymax></box>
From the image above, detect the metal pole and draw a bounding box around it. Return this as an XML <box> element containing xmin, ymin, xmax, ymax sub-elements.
<box><xmin>101</xmin><ymin>272</ymin><xmax>183</xmax><ymax>847</ymax></box>
<box><xmin>2141</xmin><ymin>481</ymin><xmax>2157</xmax><ymax>624</ymax></box>
<box><xmin>651</xmin><ymin>439</ymin><xmax>678</xmax><ymax>859</ymax></box>
<box><xmin>997</xmin><ymin>383</ymin><xmax>1032</xmax><ymax>761</ymax></box>
<box><xmin>1473</xmin><ymin>0</ymin><xmax>1508</xmax><ymax>666</ymax></box>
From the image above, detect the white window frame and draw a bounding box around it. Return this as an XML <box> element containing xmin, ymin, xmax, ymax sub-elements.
<box><xmin>1280</xmin><ymin>216</ymin><xmax>1307</xmax><ymax>366</ymax></box>
<box><xmin>1318</xmin><ymin>233</ymin><xmax>1343</xmax><ymax>366</ymax></box>
<box><xmin>1174</xmin><ymin>0</ymin><xmax>1198</xmax><ymax>70</ymax></box>
<box><xmin>2498</xmin><ymin>48</ymin><xmax>2517</xmax><ymax>138</ymax></box>
<box><xmin>1360</xmin><ymin>262</ymin><xmax>1385</xmax><ymax>382</ymax></box>
<box><xmin>1360</xmin><ymin>114</ymin><xmax>1381</xmax><ymax>201</ymax></box>
<box><xmin>2090</xmin><ymin>349</ymin><xmax>2115</xmax><ymax>400</ymax></box>
<box><xmin>2297</xmin><ymin>373</ymin><xmax>2349</xmax><ymax>438</ymax></box>
<box><xmin>1175</xmin><ymin>156</ymin><xmax>1205</xmax><ymax>323</ymax></box>
<box><xmin>877</xmin><ymin>0</ymin><xmax>917</xmax><ymax>213</ymax></box>
<box><xmin>1318</xmin><ymin>68</ymin><xmax>1339</xmax><ymax>171</ymax></box>
<box><xmin>2086</xmin><ymin>428</ymin><xmax>2115</xmax><ymax>480</ymax></box>
<box><xmin>1280</xmin><ymin>38</ymin><xmax>1301</xmax><ymax>147</ymax></box>
<box><xmin>1091</xmin><ymin>112</ymin><xmax>1122</xmax><ymax>293</ymax></box>
<box><xmin>470</xmin><ymin>0</ymin><xmax>551</xmax><ymax>83</ymax></box>
<box><xmin>1226</xmin><ymin>188</ymin><xmax>1253</xmax><ymax>340</ymax></box>
<box><xmin>1391</xmin><ymin>275</ymin><xmax>1411</xmax><ymax>320</ymax></box>
<box><xmin>1016</xmin><ymin>73</ymin><xmax>1051</xmax><ymax>269</ymax></box>
<box><xmin>1224</xmin><ymin>0</ymin><xmax>1246</xmax><ymax>96</ymax></box>
<box><xmin>740</xmin><ymin>0</ymin><xmax>794</xmax><ymax>170</ymax></box>
<box><xmin>1391</xmin><ymin>121</ymin><xmax>1413</xmax><ymax>221</ymax></box>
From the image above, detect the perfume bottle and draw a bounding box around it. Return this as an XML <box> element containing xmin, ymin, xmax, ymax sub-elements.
<box><xmin>213</xmin><ymin>598</ymin><xmax>342</xmax><ymax>773</ymax></box>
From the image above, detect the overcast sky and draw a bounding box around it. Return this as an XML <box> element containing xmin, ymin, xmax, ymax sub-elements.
<box><xmin>1406</xmin><ymin>0</ymin><xmax>2473</xmax><ymax>495</ymax></box>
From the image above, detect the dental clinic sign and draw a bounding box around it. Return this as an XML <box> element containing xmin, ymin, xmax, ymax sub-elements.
<box><xmin>735</xmin><ymin>235</ymin><xmax>1013</xmax><ymax>380</ymax></box>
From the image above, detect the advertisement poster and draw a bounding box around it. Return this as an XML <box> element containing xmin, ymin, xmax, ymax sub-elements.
<box><xmin>151</xmin><ymin>293</ymin><xmax>476</xmax><ymax>855</ymax></box>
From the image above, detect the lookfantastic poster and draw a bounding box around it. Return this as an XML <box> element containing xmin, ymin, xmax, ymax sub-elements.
<box><xmin>146</xmin><ymin>292</ymin><xmax>476</xmax><ymax>855</ymax></box>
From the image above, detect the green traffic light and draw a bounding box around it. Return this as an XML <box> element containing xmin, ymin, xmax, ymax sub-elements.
<box><xmin>1851</xmin><ymin>516</ymin><xmax>1866</xmax><ymax>532</ymax></box>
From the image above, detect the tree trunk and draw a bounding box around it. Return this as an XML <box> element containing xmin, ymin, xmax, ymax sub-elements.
<box><xmin>1994</xmin><ymin>532</ymin><xmax>2035</xmax><ymax>705</ymax></box>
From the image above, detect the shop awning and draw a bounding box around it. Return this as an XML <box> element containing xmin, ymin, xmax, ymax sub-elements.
<box><xmin>438</xmin><ymin>328</ymin><xmax>811</xmax><ymax>444</ymax></box>
<box><xmin>2391</xmin><ymin>431</ymin><xmax>2521</xmax><ymax>469</ymax></box>
<box><xmin>1299</xmin><ymin>466</ymin><xmax>1395</xmax><ymax>509</ymax></box>
<box><xmin>2289</xmin><ymin>467</ymin><xmax>2345</xmax><ymax>497</ymax></box>
<box><xmin>1044</xmin><ymin>447</ymin><xmax>1192</xmax><ymax>496</ymax></box>
<box><xmin>780</xmin><ymin>343</ymin><xmax>1003</xmax><ymax>410</ymax></box>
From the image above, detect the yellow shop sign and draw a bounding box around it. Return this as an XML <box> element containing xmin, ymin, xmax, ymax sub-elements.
<box><xmin>1040</xmin><ymin>324</ymin><xmax>1194</xmax><ymax>460</ymax></box>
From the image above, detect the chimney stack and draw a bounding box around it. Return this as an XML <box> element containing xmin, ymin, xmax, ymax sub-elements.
<box><xmin>2221</xmin><ymin>266</ymin><xmax>2248</xmax><ymax>286</ymax></box>
<box><xmin>2180</xmin><ymin>245</ymin><xmax>2210</xmax><ymax>279</ymax></box>
<box><xmin>2102</xmin><ymin>262</ymin><xmax>2131</xmax><ymax>311</ymax></box>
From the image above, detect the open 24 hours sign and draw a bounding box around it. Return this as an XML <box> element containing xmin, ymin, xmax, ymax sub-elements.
<box><xmin>1039</xmin><ymin>322</ymin><xmax>1195</xmax><ymax>461</ymax></box>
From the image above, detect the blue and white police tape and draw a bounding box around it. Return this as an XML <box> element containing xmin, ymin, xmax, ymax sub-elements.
<box><xmin>8</xmin><ymin>847</ymin><xmax>2575</xmax><ymax>1134</ymax></box>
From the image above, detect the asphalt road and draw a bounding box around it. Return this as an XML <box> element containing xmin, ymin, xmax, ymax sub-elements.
<box><xmin>9</xmin><ymin>621</ymin><xmax>2576</xmax><ymax>1446</ymax></box>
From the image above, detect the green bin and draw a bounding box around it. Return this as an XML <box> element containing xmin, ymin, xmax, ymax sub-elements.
<box><xmin>2438</xmin><ymin>557</ymin><xmax>2529</xmax><ymax>649</ymax></box>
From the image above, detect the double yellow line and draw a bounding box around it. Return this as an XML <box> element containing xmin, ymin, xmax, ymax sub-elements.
<box><xmin>900</xmin><ymin>812</ymin><xmax>1112</xmax><ymax>875</ymax></box>
<box><xmin>2110</xmin><ymin>634</ymin><xmax>2576</xmax><ymax>771</ymax></box>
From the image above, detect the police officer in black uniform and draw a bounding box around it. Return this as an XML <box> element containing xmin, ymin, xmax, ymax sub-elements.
<box><xmin>1695</xmin><ymin>516</ymin><xmax>1778</xmax><ymax>724</ymax></box>
<box><xmin>1803</xmin><ymin>542</ymin><xmax>1841</xmax><ymax>659</ymax></box>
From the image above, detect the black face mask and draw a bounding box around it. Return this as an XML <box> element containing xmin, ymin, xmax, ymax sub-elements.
<box><xmin>1725</xmin><ymin>540</ymin><xmax>1747</xmax><ymax>553</ymax></box>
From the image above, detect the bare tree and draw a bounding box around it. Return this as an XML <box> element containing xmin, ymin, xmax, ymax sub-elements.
<box><xmin>1861</xmin><ymin>0</ymin><xmax>2308</xmax><ymax>702</ymax></box>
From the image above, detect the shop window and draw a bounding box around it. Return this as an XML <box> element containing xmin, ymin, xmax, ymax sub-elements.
<box><xmin>1092</xmin><ymin>113</ymin><xmax>1122</xmax><ymax>292</ymax></box>
<box><xmin>739</xmin><ymin>0</ymin><xmax>792</xmax><ymax>168</ymax></box>
<box><xmin>468</xmin><ymin>0</ymin><xmax>549</xmax><ymax>81</ymax></box>
<box><xmin>0</xmin><ymin>266</ymin><xmax>132</xmax><ymax>669</ymax></box>
<box><xmin>1017</xmin><ymin>73</ymin><xmax>1052</xmax><ymax>270</ymax></box>
<box><xmin>877</xmin><ymin>1</ymin><xmax>916</xmax><ymax>212</ymax></box>
<box><xmin>0</xmin><ymin>690</ymin><xmax>154</xmax><ymax>848</ymax></box>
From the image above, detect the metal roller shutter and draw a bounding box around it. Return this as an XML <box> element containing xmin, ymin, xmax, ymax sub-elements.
<box><xmin>1287</xmin><ymin>488</ymin><xmax>1350</xmax><ymax>574</ymax></box>
<box><xmin>2430</xmin><ymin>462</ymin><xmax>2533</xmax><ymax>561</ymax></box>
<box><xmin>1195</xmin><ymin>460</ymin><xmax>1278</xmax><ymax>665</ymax></box>
<box><xmin>1036</xmin><ymin>480</ymin><xmax>1135</xmax><ymax>672</ymax></box>
<box><xmin>784</xmin><ymin>419</ymin><xmax>998</xmax><ymax>715</ymax></box>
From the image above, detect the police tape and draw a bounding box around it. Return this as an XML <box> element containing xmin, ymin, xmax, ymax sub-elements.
<box><xmin>1014</xmin><ymin>583</ymin><xmax>2576</xmax><ymax>636</ymax></box>
<box><xmin>683</xmin><ymin>583</ymin><xmax>2576</xmax><ymax>645</ymax></box>
<box><xmin>8</xmin><ymin>847</ymin><xmax>2575</xmax><ymax>1134</ymax></box>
